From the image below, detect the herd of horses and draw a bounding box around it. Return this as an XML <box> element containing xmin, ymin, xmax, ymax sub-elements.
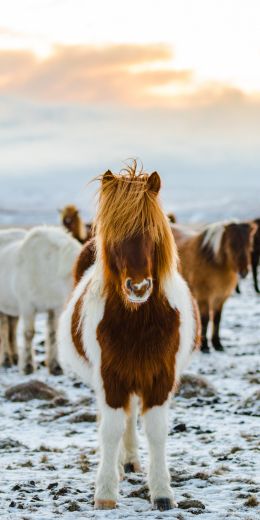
<box><xmin>0</xmin><ymin>163</ymin><xmax>259</xmax><ymax>511</ymax></box>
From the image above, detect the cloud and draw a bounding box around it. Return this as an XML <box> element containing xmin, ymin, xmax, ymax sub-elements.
<box><xmin>0</xmin><ymin>43</ymin><xmax>193</xmax><ymax>104</ymax></box>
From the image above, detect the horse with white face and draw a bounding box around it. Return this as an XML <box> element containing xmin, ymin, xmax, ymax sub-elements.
<box><xmin>58</xmin><ymin>165</ymin><xmax>200</xmax><ymax>511</ymax></box>
<box><xmin>0</xmin><ymin>226</ymin><xmax>81</xmax><ymax>374</ymax></box>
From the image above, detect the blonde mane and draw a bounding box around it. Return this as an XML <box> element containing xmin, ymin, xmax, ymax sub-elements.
<box><xmin>95</xmin><ymin>162</ymin><xmax>177</xmax><ymax>279</ymax></box>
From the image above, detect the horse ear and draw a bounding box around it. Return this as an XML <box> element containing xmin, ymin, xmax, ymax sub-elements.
<box><xmin>147</xmin><ymin>171</ymin><xmax>161</xmax><ymax>194</ymax></box>
<box><xmin>102</xmin><ymin>170</ymin><xmax>114</xmax><ymax>185</ymax></box>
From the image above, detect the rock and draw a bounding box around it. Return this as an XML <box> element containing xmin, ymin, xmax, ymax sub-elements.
<box><xmin>128</xmin><ymin>485</ymin><xmax>150</xmax><ymax>501</ymax></box>
<box><xmin>70</xmin><ymin>411</ymin><xmax>96</xmax><ymax>423</ymax></box>
<box><xmin>244</xmin><ymin>495</ymin><xmax>258</xmax><ymax>507</ymax></box>
<box><xmin>173</xmin><ymin>423</ymin><xmax>187</xmax><ymax>432</ymax></box>
<box><xmin>67</xmin><ymin>501</ymin><xmax>80</xmax><ymax>511</ymax></box>
<box><xmin>178</xmin><ymin>499</ymin><xmax>205</xmax><ymax>510</ymax></box>
<box><xmin>237</xmin><ymin>390</ymin><xmax>260</xmax><ymax>416</ymax></box>
<box><xmin>5</xmin><ymin>380</ymin><xmax>67</xmax><ymax>402</ymax></box>
<box><xmin>0</xmin><ymin>438</ymin><xmax>25</xmax><ymax>450</ymax></box>
<box><xmin>177</xmin><ymin>373</ymin><xmax>217</xmax><ymax>399</ymax></box>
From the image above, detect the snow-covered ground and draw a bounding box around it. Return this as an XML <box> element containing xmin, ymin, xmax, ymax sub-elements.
<box><xmin>0</xmin><ymin>277</ymin><xmax>259</xmax><ymax>520</ymax></box>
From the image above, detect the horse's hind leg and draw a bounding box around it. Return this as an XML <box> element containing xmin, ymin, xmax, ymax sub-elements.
<box><xmin>143</xmin><ymin>401</ymin><xmax>175</xmax><ymax>511</ymax></box>
<box><xmin>21</xmin><ymin>313</ymin><xmax>35</xmax><ymax>374</ymax></box>
<box><xmin>46</xmin><ymin>309</ymin><xmax>63</xmax><ymax>375</ymax></box>
<box><xmin>8</xmin><ymin>316</ymin><xmax>19</xmax><ymax>365</ymax></box>
<box><xmin>252</xmin><ymin>251</ymin><xmax>259</xmax><ymax>293</ymax></box>
<box><xmin>122</xmin><ymin>396</ymin><xmax>141</xmax><ymax>474</ymax></box>
<box><xmin>212</xmin><ymin>303</ymin><xmax>224</xmax><ymax>351</ymax></box>
<box><xmin>95</xmin><ymin>405</ymin><xmax>126</xmax><ymax>509</ymax></box>
<box><xmin>198</xmin><ymin>301</ymin><xmax>210</xmax><ymax>353</ymax></box>
<box><xmin>0</xmin><ymin>313</ymin><xmax>12</xmax><ymax>367</ymax></box>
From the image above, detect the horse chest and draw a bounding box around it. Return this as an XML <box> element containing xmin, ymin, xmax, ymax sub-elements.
<box><xmin>97</xmin><ymin>297</ymin><xmax>180</xmax><ymax>410</ymax></box>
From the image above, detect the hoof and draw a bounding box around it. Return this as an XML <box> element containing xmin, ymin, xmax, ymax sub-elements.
<box><xmin>12</xmin><ymin>354</ymin><xmax>19</xmax><ymax>366</ymax></box>
<box><xmin>124</xmin><ymin>463</ymin><xmax>135</xmax><ymax>473</ymax></box>
<box><xmin>124</xmin><ymin>461</ymin><xmax>142</xmax><ymax>473</ymax></box>
<box><xmin>201</xmin><ymin>344</ymin><xmax>210</xmax><ymax>354</ymax></box>
<box><xmin>49</xmin><ymin>362</ymin><xmax>63</xmax><ymax>376</ymax></box>
<box><xmin>23</xmin><ymin>363</ymin><xmax>34</xmax><ymax>375</ymax></box>
<box><xmin>2</xmin><ymin>355</ymin><xmax>12</xmax><ymax>368</ymax></box>
<box><xmin>94</xmin><ymin>499</ymin><xmax>116</xmax><ymax>510</ymax></box>
<box><xmin>213</xmin><ymin>344</ymin><xmax>224</xmax><ymax>352</ymax></box>
<box><xmin>154</xmin><ymin>498</ymin><xmax>174</xmax><ymax>511</ymax></box>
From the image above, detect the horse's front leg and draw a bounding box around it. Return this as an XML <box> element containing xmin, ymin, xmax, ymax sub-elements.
<box><xmin>8</xmin><ymin>316</ymin><xmax>19</xmax><ymax>365</ymax></box>
<box><xmin>122</xmin><ymin>395</ymin><xmax>141</xmax><ymax>474</ymax></box>
<box><xmin>0</xmin><ymin>313</ymin><xmax>12</xmax><ymax>367</ymax></box>
<box><xmin>46</xmin><ymin>309</ymin><xmax>63</xmax><ymax>375</ymax></box>
<box><xmin>95</xmin><ymin>405</ymin><xmax>126</xmax><ymax>509</ymax></box>
<box><xmin>143</xmin><ymin>401</ymin><xmax>175</xmax><ymax>511</ymax></box>
<box><xmin>20</xmin><ymin>313</ymin><xmax>35</xmax><ymax>374</ymax></box>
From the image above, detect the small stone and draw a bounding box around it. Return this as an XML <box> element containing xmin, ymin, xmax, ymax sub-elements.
<box><xmin>0</xmin><ymin>438</ymin><xmax>25</xmax><ymax>450</ymax></box>
<box><xmin>173</xmin><ymin>423</ymin><xmax>187</xmax><ymax>432</ymax></box>
<box><xmin>70</xmin><ymin>411</ymin><xmax>96</xmax><ymax>423</ymax></box>
<box><xmin>47</xmin><ymin>482</ymin><xmax>58</xmax><ymax>490</ymax></box>
<box><xmin>178</xmin><ymin>499</ymin><xmax>205</xmax><ymax>510</ymax></box>
<box><xmin>67</xmin><ymin>501</ymin><xmax>80</xmax><ymax>511</ymax></box>
<box><xmin>237</xmin><ymin>390</ymin><xmax>260</xmax><ymax>416</ymax></box>
<box><xmin>128</xmin><ymin>485</ymin><xmax>150</xmax><ymax>501</ymax></box>
<box><xmin>5</xmin><ymin>380</ymin><xmax>67</xmax><ymax>402</ymax></box>
<box><xmin>244</xmin><ymin>495</ymin><xmax>258</xmax><ymax>507</ymax></box>
<box><xmin>177</xmin><ymin>373</ymin><xmax>217</xmax><ymax>399</ymax></box>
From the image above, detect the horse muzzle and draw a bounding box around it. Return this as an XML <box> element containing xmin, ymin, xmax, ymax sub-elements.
<box><xmin>124</xmin><ymin>278</ymin><xmax>153</xmax><ymax>304</ymax></box>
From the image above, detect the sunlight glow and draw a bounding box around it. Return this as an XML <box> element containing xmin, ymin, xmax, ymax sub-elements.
<box><xmin>0</xmin><ymin>0</ymin><xmax>260</xmax><ymax>96</ymax></box>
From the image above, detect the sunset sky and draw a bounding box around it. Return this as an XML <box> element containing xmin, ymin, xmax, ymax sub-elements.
<box><xmin>0</xmin><ymin>0</ymin><xmax>260</xmax><ymax>215</ymax></box>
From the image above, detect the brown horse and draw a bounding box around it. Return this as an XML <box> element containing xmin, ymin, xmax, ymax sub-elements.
<box><xmin>168</xmin><ymin>212</ymin><xmax>177</xmax><ymax>224</ymax></box>
<box><xmin>251</xmin><ymin>218</ymin><xmax>260</xmax><ymax>292</ymax></box>
<box><xmin>236</xmin><ymin>218</ymin><xmax>260</xmax><ymax>294</ymax></box>
<box><xmin>58</xmin><ymin>164</ymin><xmax>200</xmax><ymax>510</ymax></box>
<box><xmin>172</xmin><ymin>221</ymin><xmax>256</xmax><ymax>353</ymax></box>
<box><xmin>59</xmin><ymin>204</ymin><xmax>92</xmax><ymax>243</ymax></box>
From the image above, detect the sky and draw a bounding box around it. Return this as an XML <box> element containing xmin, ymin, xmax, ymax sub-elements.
<box><xmin>0</xmin><ymin>0</ymin><xmax>260</xmax><ymax>221</ymax></box>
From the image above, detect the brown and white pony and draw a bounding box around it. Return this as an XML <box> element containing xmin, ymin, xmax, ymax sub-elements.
<box><xmin>58</xmin><ymin>165</ymin><xmax>200</xmax><ymax>511</ymax></box>
<box><xmin>59</xmin><ymin>204</ymin><xmax>93</xmax><ymax>243</ymax></box>
<box><xmin>172</xmin><ymin>221</ymin><xmax>256</xmax><ymax>353</ymax></box>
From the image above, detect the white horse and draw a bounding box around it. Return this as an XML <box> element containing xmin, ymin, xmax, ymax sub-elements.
<box><xmin>0</xmin><ymin>226</ymin><xmax>81</xmax><ymax>374</ymax></box>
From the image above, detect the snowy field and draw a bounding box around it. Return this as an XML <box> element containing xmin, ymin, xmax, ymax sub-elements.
<box><xmin>0</xmin><ymin>276</ymin><xmax>259</xmax><ymax>520</ymax></box>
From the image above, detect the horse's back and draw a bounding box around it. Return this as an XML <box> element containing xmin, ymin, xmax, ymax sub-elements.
<box><xmin>15</xmin><ymin>226</ymin><xmax>81</xmax><ymax>312</ymax></box>
<box><xmin>0</xmin><ymin>231</ymin><xmax>24</xmax><ymax>315</ymax></box>
<box><xmin>171</xmin><ymin>224</ymin><xmax>198</xmax><ymax>249</ymax></box>
<box><xmin>0</xmin><ymin>228</ymin><xmax>26</xmax><ymax>246</ymax></box>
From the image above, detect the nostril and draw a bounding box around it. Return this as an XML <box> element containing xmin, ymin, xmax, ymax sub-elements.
<box><xmin>146</xmin><ymin>278</ymin><xmax>152</xmax><ymax>289</ymax></box>
<box><xmin>126</xmin><ymin>279</ymin><xmax>132</xmax><ymax>291</ymax></box>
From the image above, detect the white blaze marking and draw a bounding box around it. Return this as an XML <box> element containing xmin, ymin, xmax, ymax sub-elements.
<box><xmin>133</xmin><ymin>279</ymin><xmax>148</xmax><ymax>290</ymax></box>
